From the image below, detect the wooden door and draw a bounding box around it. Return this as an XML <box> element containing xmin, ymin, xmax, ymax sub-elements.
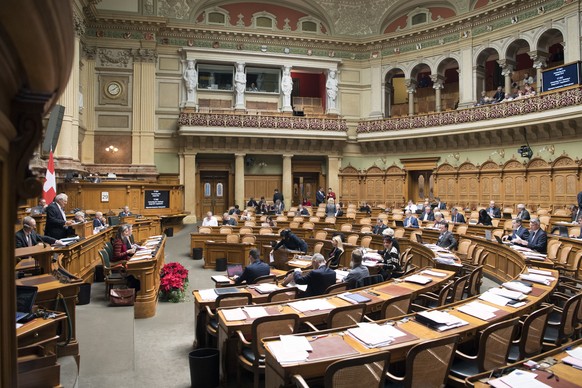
<box><xmin>200</xmin><ymin>173</ymin><xmax>228</xmax><ymax>217</ymax></box>
<box><xmin>408</xmin><ymin>170</ymin><xmax>434</xmax><ymax>202</ymax></box>
<box><xmin>292</xmin><ymin>173</ymin><xmax>318</xmax><ymax>206</ymax></box>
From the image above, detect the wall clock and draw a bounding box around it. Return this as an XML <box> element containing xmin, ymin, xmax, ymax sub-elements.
<box><xmin>105</xmin><ymin>81</ymin><xmax>122</xmax><ymax>98</ymax></box>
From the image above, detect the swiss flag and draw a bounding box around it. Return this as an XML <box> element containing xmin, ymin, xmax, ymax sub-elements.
<box><xmin>43</xmin><ymin>150</ymin><xmax>56</xmax><ymax>203</ymax></box>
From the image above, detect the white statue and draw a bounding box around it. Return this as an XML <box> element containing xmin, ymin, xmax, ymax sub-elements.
<box><xmin>183</xmin><ymin>60</ymin><xmax>197</xmax><ymax>102</ymax></box>
<box><xmin>234</xmin><ymin>63</ymin><xmax>246</xmax><ymax>108</ymax></box>
<box><xmin>281</xmin><ymin>66</ymin><xmax>293</xmax><ymax>111</ymax></box>
<box><xmin>326</xmin><ymin>70</ymin><xmax>338</xmax><ymax>112</ymax></box>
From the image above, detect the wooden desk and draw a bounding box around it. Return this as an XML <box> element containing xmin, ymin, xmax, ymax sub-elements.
<box><xmin>467</xmin><ymin>338</ymin><xmax>582</xmax><ymax>387</ymax></box>
<box><xmin>218</xmin><ymin>268</ymin><xmax>456</xmax><ymax>379</ymax></box>
<box><xmin>17</xmin><ymin>313</ymin><xmax>67</xmax><ymax>388</ymax></box>
<box><xmin>15</xmin><ymin>245</ymin><xmax>55</xmax><ymax>276</ymax></box>
<box><xmin>71</xmin><ymin>221</ymin><xmax>93</xmax><ymax>238</ymax></box>
<box><xmin>16</xmin><ymin>275</ymin><xmax>80</xmax><ymax>361</ymax></box>
<box><xmin>203</xmin><ymin>241</ymin><xmax>255</xmax><ymax>270</ymax></box>
<box><xmin>125</xmin><ymin>235</ymin><xmax>166</xmax><ymax>318</ymax></box>
<box><xmin>263</xmin><ymin>269</ymin><xmax>558</xmax><ymax>387</ymax></box>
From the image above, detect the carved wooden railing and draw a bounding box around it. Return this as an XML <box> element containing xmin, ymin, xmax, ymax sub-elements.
<box><xmin>357</xmin><ymin>87</ymin><xmax>582</xmax><ymax>133</ymax></box>
<box><xmin>178</xmin><ymin>112</ymin><xmax>348</xmax><ymax>132</ymax></box>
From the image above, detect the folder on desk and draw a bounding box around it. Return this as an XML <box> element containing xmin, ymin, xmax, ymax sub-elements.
<box><xmin>340</xmin><ymin>292</ymin><xmax>371</xmax><ymax>304</ymax></box>
<box><xmin>214</xmin><ymin>287</ymin><xmax>240</xmax><ymax>295</ymax></box>
<box><xmin>415</xmin><ymin>310</ymin><xmax>468</xmax><ymax>332</ymax></box>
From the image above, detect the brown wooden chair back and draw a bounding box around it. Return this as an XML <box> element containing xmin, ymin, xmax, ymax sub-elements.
<box><xmin>313</xmin><ymin>242</ymin><xmax>324</xmax><ymax>255</ymax></box>
<box><xmin>241</xmin><ymin>234</ymin><xmax>256</xmax><ymax>244</ymax></box>
<box><xmin>455</xmin><ymin>225</ymin><xmax>468</xmax><ymax>235</ymax></box>
<box><xmin>198</xmin><ymin>226</ymin><xmax>212</xmax><ymax>234</ymax></box>
<box><xmin>259</xmin><ymin>227</ymin><xmax>273</xmax><ymax>235</ymax></box>
<box><xmin>226</xmin><ymin>234</ymin><xmax>240</xmax><ymax>243</ymax></box>
<box><xmin>219</xmin><ymin>226</ymin><xmax>233</xmax><ymax>234</ymax></box>
<box><xmin>325</xmin><ymin>282</ymin><xmax>349</xmax><ymax>294</ymax></box>
<box><xmin>314</xmin><ymin>230</ymin><xmax>327</xmax><ymax>240</ymax></box>
<box><xmin>340</xmin><ymin>223</ymin><xmax>353</xmax><ymax>232</ymax></box>
<box><xmin>448</xmin><ymin>274</ymin><xmax>469</xmax><ymax>303</ymax></box>
<box><xmin>360</xmin><ymin>236</ymin><xmax>372</xmax><ymax>248</ymax></box>
<box><xmin>254</xmin><ymin>274</ymin><xmax>276</xmax><ymax>284</ymax></box>
<box><xmin>267</xmin><ymin>287</ymin><xmax>298</xmax><ymax>302</ymax></box>
<box><xmin>302</xmin><ymin>221</ymin><xmax>314</xmax><ymax>230</ymax></box>
<box><xmin>479</xmin><ymin>317</ymin><xmax>520</xmax><ymax>371</ymax></box>
<box><xmin>327</xmin><ymin>304</ymin><xmax>366</xmax><ymax>329</ymax></box>
<box><xmin>239</xmin><ymin>226</ymin><xmax>253</xmax><ymax>235</ymax></box>
<box><xmin>516</xmin><ymin>304</ymin><xmax>553</xmax><ymax>360</ymax></box>
<box><xmin>360</xmin><ymin>225</ymin><xmax>372</xmax><ymax>233</ymax></box>
<box><xmin>465</xmin><ymin>265</ymin><xmax>483</xmax><ymax>297</ymax></box>
<box><xmin>380</xmin><ymin>294</ymin><xmax>411</xmax><ymax>320</ymax></box>
<box><xmin>323</xmin><ymin>350</ymin><xmax>390</xmax><ymax>388</ymax></box>
<box><xmin>346</xmin><ymin>234</ymin><xmax>359</xmax><ymax>245</ymax></box>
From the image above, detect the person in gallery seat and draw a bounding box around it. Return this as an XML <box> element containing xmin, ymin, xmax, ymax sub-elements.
<box><xmin>283</xmin><ymin>254</ymin><xmax>336</xmax><ymax>298</ymax></box>
<box><xmin>487</xmin><ymin>200</ymin><xmax>501</xmax><ymax>218</ymax></box>
<box><xmin>513</xmin><ymin>217</ymin><xmax>547</xmax><ymax>254</ymax></box>
<box><xmin>450</xmin><ymin>207</ymin><xmax>466</xmax><ymax>224</ymax></box>
<box><xmin>433</xmin><ymin>212</ymin><xmax>447</xmax><ymax>228</ymax></box>
<box><xmin>234</xmin><ymin>249</ymin><xmax>270</xmax><ymax>285</ymax></box>
<box><xmin>492</xmin><ymin>86</ymin><xmax>505</xmax><ymax>103</ymax></box>
<box><xmin>570</xmin><ymin>214</ymin><xmax>582</xmax><ymax>238</ymax></box>
<box><xmin>301</xmin><ymin>197</ymin><xmax>312</xmax><ymax>207</ymax></box>
<box><xmin>93</xmin><ymin>211</ymin><xmax>108</xmax><ymax>231</ymax></box>
<box><xmin>228</xmin><ymin>205</ymin><xmax>241</xmax><ymax>215</ymax></box>
<box><xmin>503</xmin><ymin>218</ymin><xmax>530</xmax><ymax>242</ymax></box>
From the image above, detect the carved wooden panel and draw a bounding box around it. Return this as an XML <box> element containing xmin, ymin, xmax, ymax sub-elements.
<box><xmin>244</xmin><ymin>175</ymin><xmax>281</xmax><ymax>201</ymax></box>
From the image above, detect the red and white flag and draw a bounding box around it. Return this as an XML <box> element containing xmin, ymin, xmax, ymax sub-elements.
<box><xmin>43</xmin><ymin>150</ymin><xmax>56</xmax><ymax>203</ymax></box>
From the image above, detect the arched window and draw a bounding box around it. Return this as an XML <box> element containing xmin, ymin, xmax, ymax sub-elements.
<box><xmin>297</xmin><ymin>16</ymin><xmax>323</xmax><ymax>34</ymax></box>
<box><xmin>302</xmin><ymin>21</ymin><xmax>317</xmax><ymax>32</ymax></box>
<box><xmin>252</xmin><ymin>12</ymin><xmax>277</xmax><ymax>30</ymax></box>
<box><xmin>204</xmin><ymin>7</ymin><xmax>230</xmax><ymax>26</ymax></box>
<box><xmin>406</xmin><ymin>7</ymin><xmax>432</xmax><ymax>28</ymax></box>
<box><xmin>208</xmin><ymin>12</ymin><xmax>225</xmax><ymax>25</ymax></box>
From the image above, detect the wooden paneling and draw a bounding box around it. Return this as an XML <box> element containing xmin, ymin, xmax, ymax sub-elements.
<box><xmin>244</xmin><ymin>175</ymin><xmax>282</xmax><ymax>202</ymax></box>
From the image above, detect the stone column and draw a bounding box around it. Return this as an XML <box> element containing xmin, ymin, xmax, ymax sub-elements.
<box><xmin>474</xmin><ymin>65</ymin><xmax>486</xmax><ymax>100</ymax></box>
<box><xmin>497</xmin><ymin>59</ymin><xmax>515</xmax><ymax>95</ymax></box>
<box><xmin>182</xmin><ymin>152</ymin><xmax>197</xmax><ymax>223</ymax></box>
<box><xmin>564</xmin><ymin>12</ymin><xmax>581</xmax><ymax>62</ymax></box>
<box><xmin>368</xmin><ymin>59</ymin><xmax>382</xmax><ymax>118</ymax></box>
<box><xmin>55</xmin><ymin>24</ymin><xmax>81</xmax><ymax>167</ymax></box>
<box><xmin>234</xmin><ymin>153</ymin><xmax>245</xmax><ymax>209</ymax></box>
<box><xmin>282</xmin><ymin>154</ymin><xmax>293</xmax><ymax>207</ymax></box>
<box><xmin>132</xmin><ymin>47</ymin><xmax>157</xmax><ymax>166</ymax></box>
<box><xmin>529</xmin><ymin>51</ymin><xmax>548</xmax><ymax>94</ymax></box>
<box><xmin>405</xmin><ymin>79</ymin><xmax>417</xmax><ymax>116</ymax></box>
<box><xmin>431</xmin><ymin>75</ymin><xmax>445</xmax><ymax>112</ymax></box>
<box><xmin>80</xmin><ymin>45</ymin><xmax>96</xmax><ymax>164</ymax></box>
<box><xmin>457</xmin><ymin>45</ymin><xmax>474</xmax><ymax>108</ymax></box>
<box><xmin>327</xmin><ymin>156</ymin><xmax>341</xmax><ymax>199</ymax></box>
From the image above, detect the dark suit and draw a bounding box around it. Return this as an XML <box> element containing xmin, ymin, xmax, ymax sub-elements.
<box><xmin>222</xmin><ymin>218</ymin><xmax>237</xmax><ymax>226</ymax></box>
<box><xmin>436</xmin><ymin>202</ymin><xmax>446</xmax><ymax>210</ymax></box>
<box><xmin>93</xmin><ymin>218</ymin><xmax>106</xmax><ymax>228</ymax></box>
<box><xmin>437</xmin><ymin>231</ymin><xmax>457</xmax><ymax>250</ymax></box>
<box><xmin>315</xmin><ymin>190</ymin><xmax>325</xmax><ymax>206</ymax></box>
<box><xmin>517</xmin><ymin>209</ymin><xmax>531</xmax><ymax>220</ymax></box>
<box><xmin>119</xmin><ymin>211</ymin><xmax>132</xmax><ymax>217</ymax></box>
<box><xmin>373</xmin><ymin>224</ymin><xmax>387</xmax><ymax>235</ymax></box>
<box><xmin>15</xmin><ymin>229</ymin><xmax>56</xmax><ymax>248</ymax></box>
<box><xmin>273</xmin><ymin>192</ymin><xmax>284</xmax><ymax>205</ymax></box>
<box><xmin>293</xmin><ymin>266</ymin><xmax>336</xmax><ymax>298</ymax></box>
<box><xmin>404</xmin><ymin>217</ymin><xmax>419</xmax><ymax>228</ymax></box>
<box><xmin>527</xmin><ymin>229</ymin><xmax>547</xmax><ymax>254</ymax></box>
<box><xmin>493</xmin><ymin>90</ymin><xmax>505</xmax><ymax>102</ymax></box>
<box><xmin>450</xmin><ymin>213</ymin><xmax>466</xmax><ymax>223</ymax></box>
<box><xmin>44</xmin><ymin>202</ymin><xmax>72</xmax><ymax>240</ymax></box>
<box><xmin>328</xmin><ymin>248</ymin><xmax>344</xmax><ymax>268</ymax></box>
<box><xmin>335</xmin><ymin>209</ymin><xmax>344</xmax><ymax>217</ymax></box>
<box><xmin>274</xmin><ymin>232</ymin><xmax>308</xmax><ymax>253</ymax></box>
<box><xmin>487</xmin><ymin>206</ymin><xmax>501</xmax><ymax>218</ymax></box>
<box><xmin>420</xmin><ymin>211</ymin><xmax>435</xmax><ymax>222</ymax></box>
<box><xmin>299</xmin><ymin>208</ymin><xmax>309</xmax><ymax>216</ymax></box>
<box><xmin>572</xmin><ymin>208</ymin><xmax>581</xmax><ymax>223</ymax></box>
<box><xmin>235</xmin><ymin>260</ymin><xmax>270</xmax><ymax>285</ymax></box>
<box><xmin>508</xmin><ymin>226</ymin><xmax>530</xmax><ymax>241</ymax></box>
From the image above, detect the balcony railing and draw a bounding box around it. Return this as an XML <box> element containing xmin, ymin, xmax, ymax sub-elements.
<box><xmin>357</xmin><ymin>87</ymin><xmax>582</xmax><ymax>133</ymax></box>
<box><xmin>179</xmin><ymin>112</ymin><xmax>348</xmax><ymax>132</ymax></box>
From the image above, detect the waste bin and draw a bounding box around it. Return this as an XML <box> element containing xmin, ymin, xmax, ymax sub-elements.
<box><xmin>192</xmin><ymin>248</ymin><xmax>203</xmax><ymax>260</ymax></box>
<box><xmin>77</xmin><ymin>283</ymin><xmax>92</xmax><ymax>305</ymax></box>
<box><xmin>94</xmin><ymin>265</ymin><xmax>105</xmax><ymax>282</ymax></box>
<box><xmin>189</xmin><ymin>348</ymin><xmax>219</xmax><ymax>388</ymax></box>
<box><xmin>164</xmin><ymin>227</ymin><xmax>174</xmax><ymax>237</ymax></box>
<box><xmin>215</xmin><ymin>258</ymin><xmax>227</xmax><ymax>272</ymax></box>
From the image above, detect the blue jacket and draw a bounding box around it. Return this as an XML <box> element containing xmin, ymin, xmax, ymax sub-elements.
<box><xmin>528</xmin><ymin>229</ymin><xmax>547</xmax><ymax>254</ymax></box>
<box><xmin>404</xmin><ymin>217</ymin><xmax>419</xmax><ymax>228</ymax></box>
<box><xmin>508</xmin><ymin>226</ymin><xmax>530</xmax><ymax>241</ymax></box>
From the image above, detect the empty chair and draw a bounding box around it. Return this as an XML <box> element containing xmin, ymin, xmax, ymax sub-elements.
<box><xmin>293</xmin><ymin>350</ymin><xmax>391</xmax><ymax>388</ymax></box>
<box><xmin>555</xmin><ymin>244</ymin><xmax>573</xmax><ymax>272</ymax></box>
<box><xmin>254</xmin><ymin>274</ymin><xmax>276</xmax><ymax>284</ymax></box>
<box><xmin>464</xmin><ymin>265</ymin><xmax>483</xmax><ymax>297</ymax></box>
<box><xmin>508</xmin><ymin>304</ymin><xmax>553</xmax><ymax>362</ymax></box>
<box><xmin>546</xmin><ymin>239</ymin><xmax>562</xmax><ymax>261</ymax></box>
<box><xmin>219</xmin><ymin>226</ymin><xmax>233</xmax><ymax>234</ymax></box>
<box><xmin>239</xmin><ymin>226</ymin><xmax>253</xmax><ymax>235</ymax></box>
<box><xmin>492</xmin><ymin>229</ymin><xmax>504</xmax><ymax>239</ymax></box>
<box><xmin>542</xmin><ymin>292</ymin><xmax>582</xmax><ymax>350</ymax></box>
<box><xmin>394</xmin><ymin>228</ymin><xmax>405</xmax><ymax>239</ymax></box>
<box><xmin>293</xmin><ymin>216</ymin><xmax>304</xmax><ymax>222</ymax></box>
<box><xmin>385</xmin><ymin>335</ymin><xmax>459</xmax><ymax>388</ymax></box>
<box><xmin>411</xmin><ymin>282</ymin><xmax>453</xmax><ymax>311</ymax></box>
<box><xmin>267</xmin><ymin>287</ymin><xmax>298</xmax><ymax>302</ymax></box>
<box><xmin>448</xmin><ymin>317</ymin><xmax>520</xmax><ymax>384</ymax></box>
<box><xmin>276</xmin><ymin>215</ymin><xmax>288</xmax><ymax>222</ymax></box>
<box><xmin>355</xmin><ymin>274</ymin><xmax>384</xmax><ymax>288</ymax></box>
<box><xmin>448</xmin><ymin>274</ymin><xmax>470</xmax><ymax>303</ymax></box>
<box><xmin>360</xmin><ymin>225</ymin><xmax>372</xmax><ymax>233</ymax></box>
<box><xmin>324</xmin><ymin>216</ymin><xmax>336</xmax><ymax>223</ymax></box>
<box><xmin>456</xmin><ymin>239</ymin><xmax>472</xmax><ymax>258</ymax></box>
<box><xmin>244</xmin><ymin>221</ymin><xmax>256</xmax><ymax>227</ymax></box>
<box><xmin>325</xmin><ymin>282</ymin><xmax>349</xmax><ymax>294</ymax></box>
<box><xmin>360</xmin><ymin>235</ymin><xmax>372</xmax><ymax>248</ymax></box>
<box><xmin>359</xmin><ymin>217</ymin><xmax>372</xmax><ymax>225</ymax></box>
<box><xmin>455</xmin><ymin>224</ymin><xmax>468</xmax><ymax>235</ymax></box>
<box><xmin>378</xmin><ymin>294</ymin><xmax>412</xmax><ymax>320</ymax></box>
<box><xmin>309</xmin><ymin>216</ymin><xmax>320</xmax><ymax>223</ymax></box>
<box><xmin>206</xmin><ymin>292</ymin><xmax>252</xmax><ymax>347</ymax></box>
<box><xmin>241</xmin><ymin>234</ymin><xmax>256</xmax><ymax>244</ymax></box>
<box><xmin>305</xmin><ymin>304</ymin><xmax>366</xmax><ymax>331</ymax></box>
<box><xmin>237</xmin><ymin>314</ymin><xmax>300</xmax><ymax>388</ymax></box>
<box><xmin>409</xmin><ymin>230</ymin><xmax>422</xmax><ymax>242</ymax></box>
<box><xmin>346</xmin><ymin>234</ymin><xmax>359</xmax><ymax>245</ymax></box>
<box><xmin>288</xmin><ymin>221</ymin><xmax>300</xmax><ymax>229</ymax></box>
<box><xmin>301</xmin><ymin>221</ymin><xmax>314</xmax><ymax>230</ymax></box>
<box><xmin>98</xmin><ymin>249</ymin><xmax>126</xmax><ymax>299</ymax></box>
<box><xmin>259</xmin><ymin>227</ymin><xmax>273</xmax><ymax>235</ymax></box>
<box><xmin>314</xmin><ymin>230</ymin><xmax>327</xmax><ymax>240</ymax></box>
<box><xmin>198</xmin><ymin>226</ymin><xmax>212</xmax><ymax>234</ymax></box>
<box><xmin>340</xmin><ymin>223</ymin><xmax>352</xmax><ymax>232</ymax></box>
<box><xmin>226</xmin><ymin>234</ymin><xmax>240</xmax><ymax>243</ymax></box>
<box><xmin>313</xmin><ymin>241</ymin><xmax>324</xmax><ymax>255</ymax></box>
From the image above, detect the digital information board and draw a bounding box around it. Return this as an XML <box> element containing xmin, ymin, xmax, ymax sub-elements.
<box><xmin>144</xmin><ymin>190</ymin><xmax>170</xmax><ymax>209</ymax></box>
<box><xmin>541</xmin><ymin>61</ymin><xmax>581</xmax><ymax>92</ymax></box>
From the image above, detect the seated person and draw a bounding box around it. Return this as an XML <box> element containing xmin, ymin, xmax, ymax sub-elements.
<box><xmin>284</xmin><ymin>254</ymin><xmax>336</xmax><ymax>298</ymax></box>
<box><xmin>222</xmin><ymin>213</ymin><xmax>237</xmax><ymax>226</ymax></box>
<box><xmin>377</xmin><ymin>235</ymin><xmax>401</xmax><ymax>280</ymax></box>
<box><xmin>92</xmin><ymin>211</ymin><xmax>108</xmax><ymax>231</ymax></box>
<box><xmin>403</xmin><ymin>210</ymin><xmax>420</xmax><ymax>228</ymax></box>
<box><xmin>476</xmin><ymin>90</ymin><xmax>492</xmax><ymax>106</ymax></box>
<box><xmin>228</xmin><ymin>205</ymin><xmax>241</xmax><ymax>215</ymax></box>
<box><xmin>492</xmin><ymin>86</ymin><xmax>505</xmax><ymax>103</ymax></box>
<box><xmin>15</xmin><ymin>216</ymin><xmax>57</xmax><ymax>248</ymax></box>
<box><xmin>513</xmin><ymin>218</ymin><xmax>547</xmax><ymax>254</ymax></box>
<box><xmin>570</xmin><ymin>204</ymin><xmax>581</xmax><ymax>223</ymax></box>
<box><xmin>359</xmin><ymin>202</ymin><xmax>371</xmax><ymax>214</ymax></box>
<box><xmin>434</xmin><ymin>197</ymin><xmax>446</xmax><ymax>210</ymax></box>
<box><xmin>257</xmin><ymin>197</ymin><xmax>269</xmax><ymax>214</ymax></box>
<box><xmin>73</xmin><ymin>211</ymin><xmax>86</xmax><ymax>223</ymax></box>
<box><xmin>201</xmin><ymin>211</ymin><xmax>218</xmax><ymax>227</ymax></box>
<box><xmin>450</xmin><ymin>207</ymin><xmax>466</xmax><ymax>223</ymax></box>
<box><xmin>419</xmin><ymin>206</ymin><xmax>435</xmax><ymax>222</ymax></box>
<box><xmin>344</xmin><ymin>249</ymin><xmax>369</xmax><ymax>288</ymax></box>
<box><xmin>271</xmin><ymin>229</ymin><xmax>307</xmax><ymax>253</ymax></box>
<box><xmin>432</xmin><ymin>212</ymin><xmax>447</xmax><ymax>228</ymax></box>
<box><xmin>334</xmin><ymin>204</ymin><xmax>344</xmax><ymax>217</ymax></box>
<box><xmin>239</xmin><ymin>210</ymin><xmax>252</xmax><ymax>222</ymax></box>
<box><xmin>570</xmin><ymin>214</ymin><xmax>582</xmax><ymax>238</ymax></box>
<box><xmin>504</xmin><ymin>218</ymin><xmax>530</xmax><ymax>242</ymax></box>
<box><xmin>301</xmin><ymin>197</ymin><xmax>312</xmax><ymax>207</ymax></box>
<box><xmin>516</xmin><ymin>204</ymin><xmax>531</xmax><ymax>220</ymax></box>
<box><xmin>436</xmin><ymin>222</ymin><xmax>456</xmax><ymax>250</ymax></box>
<box><xmin>477</xmin><ymin>209</ymin><xmax>493</xmax><ymax>226</ymax></box>
<box><xmin>112</xmin><ymin>224</ymin><xmax>136</xmax><ymax>262</ymax></box>
<box><xmin>30</xmin><ymin>198</ymin><xmax>47</xmax><ymax>215</ymax></box>
<box><xmin>118</xmin><ymin>205</ymin><xmax>132</xmax><ymax>217</ymax></box>
<box><xmin>404</xmin><ymin>200</ymin><xmax>417</xmax><ymax>213</ymax></box>
<box><xmin>247</xmin><ymin>197</ymin><xmax>258</xmax><ymax>209</ymax></box>
<box><xmin>327</xmin><ymin>235</ymin><xmax>344</xmax><ymax>268</ymax></box>
<box><xmin>373</xmin><ymin>218</ymin><xmax>387</xmax><ymax>235</ymax></box>
<box><xmin>297</xmin><ymin>204</ymin><xmax>309</xmax><ymax>216</ymax></box>
<box><xmin>325</xmin><ymin>198</ymin><xmax>336</xmax><ymax>217</ymax></box>
<box><xmin>234</xmin><ymin>249</ymin><xmax>270</xmax><ymax>285</ymax></box>
<box><xmin>382</xmin><ymin>227</ymin><xmax>400</xmax><ymax>254</ymax></box>
<box><xmin>273</xmin><ymin>199</ymin><xmax>284</xmax><ymax>215</ymax></box>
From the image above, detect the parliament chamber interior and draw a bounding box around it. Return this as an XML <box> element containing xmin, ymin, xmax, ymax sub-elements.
<box><xmin>2</xmin><ymin>0</ymin><xmax>582</xmax><ymax>387</ymax></box>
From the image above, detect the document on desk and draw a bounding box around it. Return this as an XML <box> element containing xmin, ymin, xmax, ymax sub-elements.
<box><xmin>416</xmin><ymin>310</ymin><xmax>469</xmax><ymax>331</ymax></box>
<box><xmin>288</xmin><ymin>298</ymin><xmax>335</xmax><ymax>313</ymax></box>
<box><xmin>335</xmin><ymin>269</ymin><xmax>349</xmax><ymax>281</ymax></box>
<box><xmin>252</xmin><ymin>283</ymin><xmax>279</xmax><ymax>294</ymax></box>
<box><xmin>479</xmin><ymin>291</ymin><xmax>512</xmax><ymax>307</ymax></box>
<box><xmin>566</xmin><ymin>346</ymin><xmax>582</xmax><ymax>360</ymax></box>
<box><xmin>519</xmin><ymin>273</ymin><xmax>555</xmax><ymax>285</ymax></box>
<box><xmin>502</xmin><ymin>281</ymin><xmax>532</xmax><ymax>294</ymax></box>
<box><xmin>198</xmin><ymin>289</ymin><xmax>218</xmax><ymax>301</ymax></box>
<box><xmin>347</xmin><ymin>322</ymin><xmax>406</xmax><ymax>348</ymax></box>
<box><xmin>243</xmin><ymin>306</ymin><xmax>269</xmax><ymax>319</ymax></box>
<box><xmin>280</xmin><ymin>334</ymin><xmax>312</xmax><ymax>352</ymax></box>
<box><xmin>457</xmin><ymin>301</ymin><xmax>498</xmax><ymax>321</ymax></box>
<box><xmin>129</xmin><ymin>254</ymin><xmax>151</xmax><ymax>261</ymax></box>
<box><xmin>527</xmin><ymin>268</ymin><xmax>552</xmax><ymax>276</ymax></box>
<box><xmin>222</xmin><ymin>307</ymin><xmax>247</xmax><ymax>321</ymax></box>
<box><xmin>267</xmin><ymin>341</ymin><xmax>308</xmax><ymax>364</ymax></box>
<box><xmin>211</xmin><ymin>275</ymin><xmax>231</xmax><ymax>283</ymax></box>
<box><xmin>488</xmin><ymin>370</ymin><xmax>550</xmax><ymax>388</ymax></box>
<box><xmin>403</xmin><ymin>274</ymin><xmax>432</xmax><ymax>285</ymax></box>
<box><xmin>421</xmin><ymin>269</ymin><xmax>447</xmax><ymax>278</ymax></box>
<box><xmin>488</xmin><ymin>287</ymin><xmax>527</xmax><ymax>301</ymax></box>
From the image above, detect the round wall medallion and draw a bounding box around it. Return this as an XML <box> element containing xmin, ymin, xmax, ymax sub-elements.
<box><xmin>105</xmin><ymin>81</ymin><xmax>122</xmax><ymax>98</ymax></box>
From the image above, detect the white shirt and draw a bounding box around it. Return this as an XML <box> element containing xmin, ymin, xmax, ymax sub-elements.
<box><xmin>202</xmin><ymin>217</ymin><xmax>218</xmax><ymax>226</ymax></box>
<box><xmin>405</xmin><ymin>204</ymin><xmax>417</xmax><ymax>213</ymax></box>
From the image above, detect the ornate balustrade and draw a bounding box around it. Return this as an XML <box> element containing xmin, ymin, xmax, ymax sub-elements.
<box><xmin>357</xmin><ymin>87</ymin><xmax>582</xmax><ymax>133</ymax></box>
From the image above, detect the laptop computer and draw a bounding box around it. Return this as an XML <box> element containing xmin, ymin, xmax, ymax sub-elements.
<box><xmin>494</xmin><ymin>234</ymin><xmax>505</xmax><ymax>244</ymax></box>
<box><xmin>395</xmin><ymin>220</ymin><xmax>404</xmax><ymax>227</ymax></box>
<box><xmin>16</xmin><ymin>285</ymin><xmax>38</xmax><ymax>323</ymax></box>
<box><xmin>226</xmin><ymin>264</ymin><xmax>243</xmax><ymax>278</ymax></box>
<box><xmin>502</xmin><ymin>212</ymin><xmax>513</xmax><ymax>219</ymax></box>
<box><xmin>415</xmin><ymin>234</ymin><xmax>424</xmax><ymax>244</ymax></box>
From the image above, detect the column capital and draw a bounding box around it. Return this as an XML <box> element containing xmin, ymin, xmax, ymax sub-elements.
<box><xmin>431</xmin><ymin>74</ymin><xmax>445</xmax><ymax>89</ymax></box>
<box><xmin>497</xmin><ymin>59</ymin><xmax>515</xmax><ymax>76</ymax></box>
<box><xmin>132</xmin><ymin>48</ymin><xmax>158</xmax><ymax>63</ymax></box>
<box><xmin>234</xmin><ymin>153</ymin><xmax>246</xmax><ymax>158</ymax></box>
<box><xmin>81</xmin><ymin>45</ymin><xmax>96</xmax><ymax>61</ymax></box>
<box><xmin>404</xmin><ymin>79</ymin><xmax>417</xmax><ymax>94</ymax></box>
<box><xmin>282</xmin><ymin>154</ymin><xmax>294</xmax><ymax>159</ymax></box>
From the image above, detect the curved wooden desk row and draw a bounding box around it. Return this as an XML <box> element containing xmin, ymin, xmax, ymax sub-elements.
<box><xmin>263</xmin><ymin>265</ymin><xmax>559</xmax><ymax>388</ymax></box>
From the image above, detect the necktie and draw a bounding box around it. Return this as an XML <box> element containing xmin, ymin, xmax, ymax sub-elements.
<box><xmin>27</xmin><ymin>234</ymin><xmax>32</xmax><ymax>247</ymax></box>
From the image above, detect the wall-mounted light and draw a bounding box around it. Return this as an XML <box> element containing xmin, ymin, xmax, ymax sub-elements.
<box><xmin>105</xmin><ymin>145</ymin><xmax>119</xmax><ymax>153</ymax></box>
<box><xmin>539</xmin><ymin>144</ymin><xmax>555</xmax><ymax>155</ymax></box>
<box><xmin>257</xmin><ymin>161</ymin><xmax>267</xmax><ymax>168</ymax></box>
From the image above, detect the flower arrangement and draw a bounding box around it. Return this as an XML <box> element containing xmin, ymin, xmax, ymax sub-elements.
<box><xmin>159</xmin><ymin>262</ymin><xmax>189</xmax><ymax>303</ymax></box>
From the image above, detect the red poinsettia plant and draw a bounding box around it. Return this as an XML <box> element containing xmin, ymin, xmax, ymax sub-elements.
<box><xmin>159</xmin><ymin>262</ymin><xmax>189</xmax><ymax>303</ymax></box>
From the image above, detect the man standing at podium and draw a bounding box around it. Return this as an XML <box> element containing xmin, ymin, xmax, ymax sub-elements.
<box><xmin>16</xmin><ymin>216</ymin><xmax>57</xmax><ymax>248</ymax></box>
<box><xmin>44</xmin><ymin>193</ymin><xmax>74</xmax><ymax>240</ymax></box>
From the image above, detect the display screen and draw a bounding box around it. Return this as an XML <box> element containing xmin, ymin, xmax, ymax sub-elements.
<box><xmin>542</xmin><ymin>61</ymin><xmax>581</xmax><ymax>92</ymax></box>
<box><xmin>144</xmin><ymin>190</ymin><xmax>169</xmax><ymax>209</ymax></box>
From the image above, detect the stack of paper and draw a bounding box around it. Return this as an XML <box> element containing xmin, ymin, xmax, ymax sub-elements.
<box><xmin>479</xmin><ymin>291</ymin><xmax>513</xmax><ymax>307</ymax></box>
<box><xmin>502</xmin><ymin>281</ymin><xmax>532</xmax><ymax>294</ymax></box>
<box><xmin>222</xmin><ymin>307</ymin><xmax>247</xmax><ymax>321</ymax></box>
<box><xmin>288</xmin><ymin>298</ymin><xmax>336</xmax><ymax>313</ymax></box>
<box><xmin>403</xmin><ymin>274</ymin><xmax>432</xmax><ymax>285</ymax></box>
<box><xmin>519</xmin><ymin>273</ymin><xmax>555</xmax><ymax>285</ymax></box>
<box><xmin>347</xmin><ymin>322</ymin><xmax>406</xmax><ymax>348</ymax></box>
<box><xmin>421</xmin><ymin>270</ymin><xmax>447</xmax><ymax>278</ymax></box>
<box><xmin>528</xmin><ymin>268</ymin><xmax>552</xmax><ymax>276</ymax></box>
<box><xmin>335</xmin><ymin>270</ymin><xmax>349</xmax><ymax>281</ymax></box>
<box><xmin>416</xmin><ymin>310</ymin><xmax>469</xmax><ymax>331</ymax></box>
<box><xmin>564</xmin><ymin>346</ymin><xmax>582</xmax><ymax>368</ymax></box>
<box><xmin>280</xmin><ymin>335</ymin><xmax>313</xmax><ymax>351</ymax></box>
<box><xmin>489</xmin><ymin>287</ymin><xmax>527</xmax><ymax>301</ymax></box>
<box><xmin>362</xmin><ymin>252</ymin><xmax>382</xmax><ymax>261</ymax></box>
<box><xmin>243</xmin><ymin>306</ymin><xmax>269</xmax><ymax>319</ymax></box>
<box><xmin>211</xmin><ymin>275</ymin><xmax>231</xmax><ymax>283</ymax></box>
<box><xmin>267</xmin><ymin>341</ymin><xmax>309</xmax><ymax>364</ymax></box>
<box><xmin>458</xmin><ymin>301</ymin><xmax>499</xmax><ymax>320</ymax></box>
<box><xmin>198</xmin><ymin>289</ymin><xmax>218</xmax><ymax>301</ymax></box>
<box><xmin>252</xmin><ymin>284</ymin><xmax>279</xmax><ymax>294</ymax></box>
<box><xmin>489</xmin><ymin>370</ymin><xmax>551</xmax><ymax>388</ymax></box>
